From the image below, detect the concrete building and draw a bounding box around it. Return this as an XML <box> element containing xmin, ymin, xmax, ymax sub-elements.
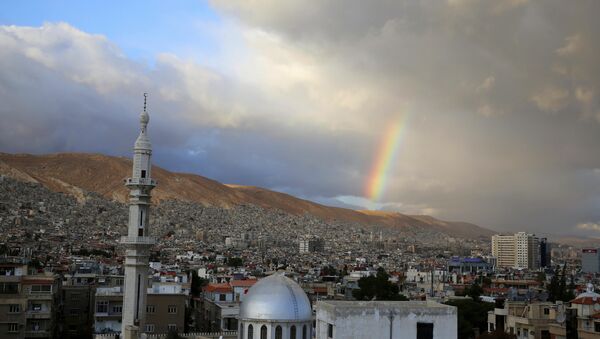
<box><xmin>487</xmin><ymin>301</ymin><xmax>559</xmax><ymax>338</ymax></box>
<box><xmin>238</xmin><ymin>274</ymin><xmax>312</xmax><ymax>339</ymax></box>
<box><xmin>0</xmin><ymin>257</ymin><xmax>61</xmax><ymax>339</ymax></box>
<box><xmin>539</xmin><ymin>238</ymin><xmax>551</xmax><ymax>268</ymax></box>
<box><xmin>492</xmin><ymin>234</ymin><xmax>517</xmax><ymax>268</ymax></box>
<box><xmin>62</xmin><ymin>277</ymin><xmax>96</xmax><ymax>338</ymax></box>
<box><xmin>120</xmin><ymin>94</ymin><xmax>157</xmax><ymax>338</ymax></box>
<box><xmin>197</xmin><ymin>279</ymin><xmax>256</xmax><ymax>332</ymax></box>
<box><xmin>94</xmin><ymin>281</ymin><xmax>188</xmax><ymax>335</ymax></box>
<box><xmin>582</xmin><ymin>249</ymin><xmax>600</xmax><ymax>273</ymax></box>
<box><xmin>299</xmin><ymin>237</ymin><xmax>324</xmax><ymax>253</ymax></box>
<box><xmin>315</xmin><ymin>300</ymin><xmax>457</xmax><ymax>339</ymax></box>
<box><xmin>492</xmin><ymin>233</ymin><xmax>540</xmax><ymax>269</ymax></box>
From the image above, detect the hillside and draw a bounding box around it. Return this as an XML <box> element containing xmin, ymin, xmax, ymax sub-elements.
<box><xmin>0</xmin><ymin>152</ymin><xmax>494</xmax><ymax>239</ymax></box>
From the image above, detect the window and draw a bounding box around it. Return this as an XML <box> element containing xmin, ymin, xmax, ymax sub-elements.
<box><xmin>219</xmin><ymin>294</ymin><xmax>227</xmax><ymax>301</ymax></box>
<box><xmin>240</xmin><ymin>323</ymin><xmax>243</xmax><ymax>339</ymax></box>
<box><xmin>31</xmin><ymin>303</ymin><xmax>42</xmax><ymax>311</ymax></box>
<box><xmin>30</xmin><ymin>285</ymin><xmax>51</xmax><ymax>293</ymax></box>
<box><xmin>261</xmin><ymin>325</ymin><xmax>267</xmax><ymax>339</ymax></box>
<box><xmin>595</xmin><ymin>322</ymin><xmax>600</xmax><ymax>333</ymax></box>
<box><xmin>417</xmin><ymin>323</ymin><xmax>434</xmax><ymax>339</ymax></box>
<box><xmin>168</xmin><ymin>305</ymin><xmax>177</xmax><ymax>314</ymax></box>
<box><xmin>0</xmin><ymin>282</ymin><xmax>19</xmax><ymax>294</ymax></box>
<box><xmin>145</xmin><ymin>324</ymin><xmax>155</xmax><ymax>333</ymax></box>
<box><xmin>290</xmin><ymin>325</ymin><xmax>296</xmax><ymax>339</ymax></box>
<box><xmin>138</xmin><ymin>228</ymin><xmax>144</xmax><ymax>236</ymax></box>
<box><xmin>9</xmin><ymin>304</ymin><xmax>20</xmax><ymax>313</ymax></box>
<box><xmin>328</xmin><ymin>324</ymin><xmax>333</xmax><ymax>338</ymax></box>
<box><xmin>112</xmin><ymin>305</ymin><xmax>122</xmax><ymax>314</ymax></box>
<box><xmin>275</xmin><ymin>325</ymin><xmax>282</xmax><ymax>339</ymax></box>
<box><xmin>303</xmin><ymin>325</ymin><xmax>307</xmax><ymax>339</ymax></box>
<box><xmin>96</xmin><ymin>301</ymin><xmax>109</xmax><ymax>313</ymax></box>
<box><xmin>69</xmin><ymin>308</ymin><xmax>80</xmax><ymax>315</ymax></box>
<box><xmin>8</xmin><ymin>323</ymin><xmax>18</xmax><ymax>332</ymax></box>
<box><xmin>544</xmin><ymin>308</ymin><xmax>550</xmax><ymax>315</ymax></box>
<box><xmin>248</xmin><ymin>324</ymin><xmax>253</xmax><ymax>339</ymax></box>
<box><xmin>146</xmin><ymin>305</ymin><xmax>155</xmax><ymax>313</ymax></box>
<box><xmin>168</xmin><ymin>324</ymin><xmax>177</xmax><ymax>331</ymax></box>
<box><xmin>141</xmin><ymin>170</ymin><xmax>146</xmax><ymax>178</ymax></box>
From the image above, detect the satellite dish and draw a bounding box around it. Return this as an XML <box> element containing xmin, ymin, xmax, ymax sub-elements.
<box><xmin>594</xmin><ymin>303</ymin><xmax>600</xmax><ymax>312</ymax></box>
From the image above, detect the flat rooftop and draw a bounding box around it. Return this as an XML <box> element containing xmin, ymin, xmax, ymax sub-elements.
<box><xmin>317</xmin><ymin>300</ymin><xmax>457</xmax><ymax>316</ymax></box>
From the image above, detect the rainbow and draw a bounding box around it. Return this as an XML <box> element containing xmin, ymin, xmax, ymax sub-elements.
<box><xmin>365</xmin><ymin>116</ymin><xmax>407</xmax><ymax>202</ymax></box>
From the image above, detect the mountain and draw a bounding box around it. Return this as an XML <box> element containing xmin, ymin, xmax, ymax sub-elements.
<box><xmin>0</xmin><ymin>152</ymin><xmax>494</xmax><ymax>239</ymax></box>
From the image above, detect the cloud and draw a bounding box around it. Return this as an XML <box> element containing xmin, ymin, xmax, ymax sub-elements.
<box><xmin>2</xmin><ymin>0</ymin><xmax>600</xmax><ymax>236</ymax></box>
<box><xmin>530</xmin><ymin>87</ymin><xmax>569</xmax><ymax>112</ymax></box>
<box><xmin>577</xmin><ymin>222</ymin><xmax>600</xmax><ymax>232</ymax></box>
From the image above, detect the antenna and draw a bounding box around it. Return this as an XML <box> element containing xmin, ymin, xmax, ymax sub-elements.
<box><xmin>143</xmin><ymin>93</ymin><xmax>148</xmax><ymax>112</ymax></box>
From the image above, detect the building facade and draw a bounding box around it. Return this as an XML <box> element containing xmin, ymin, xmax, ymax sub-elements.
<box><xmin>492</xmin><ymin>232</ymin><xmax>540</xmax><ymax>269</ymax></box>
<box><xmin>0</xmin><ymin>258</ymin><xmax>61</xmax><ymax>339</ymax></box>
<box><xmin>582</xmin><ymin>249</ymin><xmax>600</xmax><ymax>273</ymax></box>
<box><xmin>315</xmin><ymin>300</ymin><xmax>457</xmax><ymax>339</ymax></box>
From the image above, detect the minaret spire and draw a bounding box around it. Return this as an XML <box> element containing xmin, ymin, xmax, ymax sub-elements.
<box><xmin>121</xmin><ymin>93</ymin><xmax>157</xmax><ymax>339</ymax></box>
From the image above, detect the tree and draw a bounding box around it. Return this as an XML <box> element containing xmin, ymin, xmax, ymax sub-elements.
<box><xmin>478</xmin><ymin>331</ymin><xmax>517</xmax><ymax>339</ymax></box>
<box><xmin>445</xmin><ymin>299</ymin><xmax>495</xmax><ymax>339</ymax></box>
<box><xmin>352</xmin><ymin>267</ymin><xmax>408</xmax><ymax>301</ymax></box>
<box><xmin>190</xmin><ymin>270</ymin><xmax>208</xmax><ymax>298</ymax></box>
<box><xmin>227</xmin><ymin>257</ymin><xmax>243</xmax><ymax>268</ymax></box>
<box><xmin>548</xmin><ymin>268</ymin><xmax>560</xmax><ymax>302</ymax></box>
<box><xmin>465</xmin><ymin>282</ymin><xmax>483</xmax><ymax>301</ymax></box>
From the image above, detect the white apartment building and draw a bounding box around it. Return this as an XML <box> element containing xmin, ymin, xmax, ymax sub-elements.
<box><xmin>492</xmin><ymin>232</ymin><xmax>539</xmax><ymax>269</ymax></box>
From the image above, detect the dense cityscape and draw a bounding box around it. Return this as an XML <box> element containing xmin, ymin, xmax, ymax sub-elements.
<box><xmin>2</xmin><ymin>1</ymin><xmax>600</xmax><ymax>339</ymax></box>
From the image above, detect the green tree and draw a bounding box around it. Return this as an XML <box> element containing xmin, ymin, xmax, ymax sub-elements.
<box><xmin>227</xmin><ymin>257</ymin><xmax>243</xmax><ymax>268</ymax></box>
<box><xmin>465</xmin><ymin>282</ymin><xmax>483</xmax><ymax>301</ymax></box>
<box><xmin>548</xmin><ymin>269</ymin><xmax>560</xmax><ymax>302</ymax></box>
<box><xmin>190</xmin><ymin>270</ymin><xmax>208</xmax><ymax>298</ymax></box>
<box><xmin>352</xmin><ymin>267</ymin><xmax>408</xmax><ymax>301</ymax></box>
<box><xmin>445</xmin><ymin>299</ymin><xmax>495</xmax><ymax>339</ymax></box>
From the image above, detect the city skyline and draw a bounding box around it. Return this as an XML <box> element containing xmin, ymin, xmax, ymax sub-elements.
<box><xmin>1</xmin><ymin>1</ymin><xmax>600</xmax><ymax>237</ymax></box>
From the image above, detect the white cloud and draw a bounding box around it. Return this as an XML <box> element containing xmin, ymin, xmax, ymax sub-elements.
<box><xmin>577</xmin><ymin>222</ymin><xmax>600</xmax><ymax>232</ymax></box>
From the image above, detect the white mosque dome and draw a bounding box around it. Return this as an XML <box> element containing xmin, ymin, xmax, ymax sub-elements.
<box><xmin>240</xmin><ymin>273</ymin><xmax>312</xmax><ymax>322</ymax></box>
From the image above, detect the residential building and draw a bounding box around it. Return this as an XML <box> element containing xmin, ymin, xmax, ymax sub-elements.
<box><xmin>197</xmin><ymin>279</ymin><xmax>256</xmax><ymax>332</ymax></box>
<box><xmin>492</xmin><ymin>233</ymin><xmax>540</xmax><ymax>269</ymax></box>
<box><xmin>0</xmin><ymin>257</ymin><xmax>61</xmax><ymax>339</ymax></box>
<box><xmin>94</xmin><ymin>279</ymin><xmax>188</xmax><ymax>335</ymax></box>
<box><xmin>487</xmin><ymin>301</ymin><xmax>558</xmax><ymax>338</ymax></box>
<box><xmin>299</xmin><ymin>237</ymin><xmax>324</xmax><ymax>253</ymax></box>
<box><xmin>582</xmin><ymin>249</ymin><xmax>600</xmax><ymax>273</ymax></box>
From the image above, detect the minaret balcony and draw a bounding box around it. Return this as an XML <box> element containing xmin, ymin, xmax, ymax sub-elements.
<box><xmin>120</xmin><ymin>236</ymin><xmax>156</xmax><ymax>245</ymax></box>
<box><xmin>125</xmin><ymin>178</ymin><xmax>157</xmax><ymax>187</ymax></box>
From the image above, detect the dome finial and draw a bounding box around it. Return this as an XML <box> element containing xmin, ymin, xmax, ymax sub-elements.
<box><xmin>140</xmin><ymin>92</ymin><xmax>150</xmax><ymax>128</ymax></box>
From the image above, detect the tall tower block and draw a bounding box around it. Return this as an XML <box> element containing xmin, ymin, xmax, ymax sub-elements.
<box><xmin>121</xmin><ymin>94</ymin><xmax>156</xmax><ymax>338</ymax></box>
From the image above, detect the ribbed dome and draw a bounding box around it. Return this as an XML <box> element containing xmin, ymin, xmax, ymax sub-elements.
<box><xmin>240</xmin><ymin>273</ymin><xmax>312</xmax><ymax>321</ymax></box>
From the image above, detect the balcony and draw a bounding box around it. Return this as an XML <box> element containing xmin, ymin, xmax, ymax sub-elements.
<box><xmin>26</xmin><ymin>310</ymin><xmax>52</xmax><ymax>319</ymax></box>
<box><xmin>120</xmin><ymin>236</ymin><xmax>156</xmax><ymax>245</ymax></box>
<box><xmin>125</xmin><ymin>178</ymin><xmax>157</xmax><ymax>187</ymax></box>
<box><xmin>24</xmin><ymin>330</ymin><xmax>51</xmax><ymax>338</ymax></box>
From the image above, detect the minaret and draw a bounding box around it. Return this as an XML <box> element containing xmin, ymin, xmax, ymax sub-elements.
<box><xmin>121</xmin><ymin>93</ymin><xmax>156</xmax><ymax>339</ymax></box>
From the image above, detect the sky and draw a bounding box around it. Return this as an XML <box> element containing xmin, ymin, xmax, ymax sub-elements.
<box><xmin>1</xmin><ymin>1</ymin><xmax>600</xmax><ymax>237</ymax></box>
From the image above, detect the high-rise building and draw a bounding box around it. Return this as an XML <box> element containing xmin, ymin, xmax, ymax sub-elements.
<box><xmin>581</xmin><ymin>248</ymin><xmax>600</xmax><ymax>273</ymax></box>
<box><xmin>120</xmin><ymin>94</ymin><xmax>157</xmax><ymax>339</ymax></box>
<box><xmin>492</xmin><ymin>232</ymin><xmax>539</xmax><ymax>269</ymax></box>
<box><xmin>492</xmin><ymin>234</ymin><xmax>516</xmax><ymax>268</ymax></box>
<box><xmin>299</xmin><ymin>237</ymin><xmax>324</xmax><ymax>253</ymax></box>
<box><xmin>540</xmin><ymin>238</ymin><xmax>551</xmax><ymax>268</ymax></box>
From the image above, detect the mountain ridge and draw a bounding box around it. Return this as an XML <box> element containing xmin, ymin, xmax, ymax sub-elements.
<box><xmin>0</xmin><ymin>152</ymin><xmax>495</xmax><ymax>239</ymax></box>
